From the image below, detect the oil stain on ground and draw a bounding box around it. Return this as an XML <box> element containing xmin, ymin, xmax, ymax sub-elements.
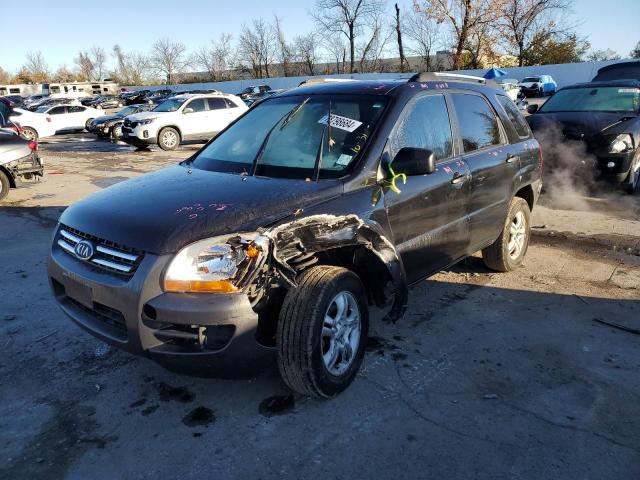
<box><xmin>155</xmin><ymin>382</ymin><xmax>195</xmax><ymax>403</ymax></box>
<box><xmin>259</xmin><ymin>395</ymin><xmax>295</xmax><ymax>417</ymax></box>
<box><xmin>182</xmin><ymin>406</ymin><xmax>216</xmax><ymax>427</ymax></box>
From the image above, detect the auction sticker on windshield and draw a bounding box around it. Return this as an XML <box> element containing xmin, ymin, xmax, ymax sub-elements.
<box><xmin>318</xmin><ymin>114</ymin><xmax>363</xmax><ymax>132</ymax></box>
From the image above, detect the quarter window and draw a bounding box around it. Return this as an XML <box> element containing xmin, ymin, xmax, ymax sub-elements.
<box><xmin>224</xmin><ymin>98</ymin><xmax>238</xmax><ymax>108</ymax></box>
<box><xmin>389</xmin><ymin>94</ymin><xmax>453</xmax><ymax>161</ymax></box>
<box><xmin>496</xmin><ymin>95</ymin><xmax>530</xmax><ymax>138</ymax></box>
<box><xmin>451</xmin><ymin>94</ymin><xmax>502</xmax><ymax>153</ymax></box>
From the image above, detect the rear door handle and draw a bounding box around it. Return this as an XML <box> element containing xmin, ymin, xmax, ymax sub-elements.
<box><xmin>451</xmin><ymin>172</ymin><xmax>467</xmax><ymax>185</ymax></box>
<box><xmin>506</xmin><ymin>154</ymin><xmax>519</xmax><ymax>163</ymax></box>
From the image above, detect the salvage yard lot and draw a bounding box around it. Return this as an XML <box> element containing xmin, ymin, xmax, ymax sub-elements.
<box><xmin>1</xmin><ymin>134</ymin><xmax>640</xmax><ymax>479</ymax></box>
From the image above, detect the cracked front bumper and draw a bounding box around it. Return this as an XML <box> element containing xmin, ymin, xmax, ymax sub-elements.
<box><xmin>47</xmin><ymin>233</ymin><xmax>275</xmax><ymax>377</ymax></box>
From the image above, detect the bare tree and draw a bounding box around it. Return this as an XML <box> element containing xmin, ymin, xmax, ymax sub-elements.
<box><xmin>52</xmin><ymin>64</ymin><xmax>76</xmax><ymax>82</ymax></box>
<box><xmin>394</xmin><ymin>4</ymin><xmax>409</xmax><ymax>72</ymax></box>
<box><xmin>312</xmin><ymin>0</ymin><xmax>385</xmax><ymax>73</ymax></box>
<box><xmin>24</xmin><ymin>51</ymin><xmax>49</xmax><ymax>83</ymax></box>
<box><xmin>89</xmin><ymin>46</ymin><xmax>107</xmax><ymax>80</ymax></box>
<box><xmin>0</xmin><ymin>67</ymin><xmax>13</xmax><ymax>84</ymax></box>
<box><xmin>324</xmin><ymin>34</ymin><xmax>348</xmax><ymax>73</ymax></box>
<box><xmin>273</xmin><ymin>16</ymin><xmax>293</xmax><ymax>76</ymax></box>
<box><xmin>500</xmin><ymin>0</ymin><xmax>570</xmax><ymax>66</ymax></box>
<box><xmin>150</xmin><ymin>38</ymin><xmax>189</xmax><ymax>84</ymax></box>
<box><xmin>293</xmin><ymin>33</ymin><xmax>319</xmax><ymax>75</ymax></box>
<box><xmin>417</xmin><ymin>0</ymin><xmax>506</xmax><ymax>70</ymax></box>
<box><xmin>238</xmin><ymin>19</ymin><xmax>277</xmax><ymax>78</ymax></box>
<box><xmin>632</xmin><ymin>41</ymin><xmax>640</xmax><ymax>59</ymax></box>
<box><xmin>357</xmin><ymin>14</ymin><xmax>392</xmax><ymax>72</ymax></box>
<box><xmin>195</xmin><ymin>33</ymin><xmax>235</xmax><ymax>81</ymax></box>
<box><xmin>75</xmin><ymin>51</ymin><xmax>94</xmax><ymax>81</ymax></box>
<box><xmin>405</xmin><ymin>7</ymin><xmax>441</xmax><ymax>71</ymax></box>
<box><xmin>586</xmin><ymin>49</ymin><xmax>620</xmax><ymax>62</ymax></box>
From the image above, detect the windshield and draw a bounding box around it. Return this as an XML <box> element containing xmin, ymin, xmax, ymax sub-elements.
<box><xmin>540</xmin><ymin>87</ymin><xmax>640</xmax><ymax>113</ymax></box>
<box><xmin>522</xmin><ymin>77</ymin><xmax>541</xmax><ymax>83</ymax></box>
<box><xmin>117</xmin><ymin>106</ymin><xmax>137</xmax><ymax>117</ymax></box>
<box><xmin>153</xmin><ymin>98</ymin><xmax>186</xmax><ymax>112</ymax></box>
<box><xmin>190</xmin><ymin>94</ymin><xmax>388</xmax><ymax>179</ymax></box>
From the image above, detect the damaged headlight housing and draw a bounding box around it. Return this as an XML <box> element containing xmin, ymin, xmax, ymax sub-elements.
<box><xmin>609</xmin><ymin>134</ymin><xmax>634</xmax><ymax>154</ymax></box>
<box><xmin>163</xmin><ymin>234</ymin><xmax>268</xmax><ymax>293</ymax></box>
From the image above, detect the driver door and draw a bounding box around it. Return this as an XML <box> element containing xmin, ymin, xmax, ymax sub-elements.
<box><xmin>180</xmin><ymin>98</ymin><xmax>208</xmax><ymax>139</ymax></box>
<box><xmin>384</xmin><ymin>93</ymin><xmax>470</xmax><ymax>283</ymax></box>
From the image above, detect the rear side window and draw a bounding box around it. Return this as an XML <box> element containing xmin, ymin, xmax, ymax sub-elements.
<box><xmin>50</xmin><ymin>106</ymin><xmax>66</xmax><ymax>115</ymax></box>
<box><xmin>207</xmin><ymin>98</ymin><xmax>227</xmax><ymax>110</ymax></box>
<box><xmin>68</xmin><ymin>106</ymin><xmax>85</xmax><ymax>113</ymax></box>
<box><xmin>496</xmin><ymin>95</ymin><xmax>530</xmax><ymax>138</ymax></box>
<box><xmin>390</xmin><ymin>94</ymin><xmax>453</xmax><ymax>161</ymax></box>
<box><xmin>451</xmin><ymin>94</ymin><xmax>502</xmax><ymax>153</ymax></box>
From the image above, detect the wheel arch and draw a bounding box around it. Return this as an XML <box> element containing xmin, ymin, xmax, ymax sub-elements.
<box><xmin>159</xmin><ymin>124</ymin><xmax>182</xmax><ymax>140</ymax></box>
<box><xmin>515</xmin><ymin>184</ymin><xmax>535</xmax><ymax>211</ymax></box>
<box><xmin>0</xmin><ymin>165</ymin><xmax>16</xmax><ymax>188</ymax></box>
<box><xmin>263</xmin><ymin>214</ymin><xmax>408</xmax><ymax>323</ymax></box>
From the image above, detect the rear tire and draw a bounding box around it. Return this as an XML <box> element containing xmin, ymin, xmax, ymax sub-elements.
<box><xmin>158</xmin><ymin>127</ymin><xmax>180</xmax><ymax>151</ymax></box>
<box><xmin>0</xmin><ymin>170</ymin><xmax>11</xmax><ymax>201</ymax></box>
<box><xmin>482</xmin><ymin>197</ymin><xmax>531</xmax><ymax>272</ymax></box>
<box><xmin>21</xmin><ymin>127</ymin><xmax>38</xmax><ymax>141</ymax></box>
<box><xmin>277</xmin><ymin>265</ymin><xmax>369</xmax><ymax>398</ymax></box>
<box><xmin>85</xmin><ymin>118</ymin><xmax>94</xmax><ymax>131</ymax></box>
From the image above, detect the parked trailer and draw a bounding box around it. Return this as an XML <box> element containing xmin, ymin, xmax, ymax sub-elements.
<box><xmin>0</xmin><ymin>81</ymin><xmax>120</xmax><ymax>97</ymax></box>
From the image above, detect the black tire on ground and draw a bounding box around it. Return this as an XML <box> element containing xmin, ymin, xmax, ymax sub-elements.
<box><xmin>482</xmin><ymin>197</ymin><xmax>531</xmax><ymax>272</ymax></box>
<box><xmin>158</xmin><ymin>127</ymin><xmax>180</xmax><ymax>151</ymax></box>
<box><xmin>277</xmin><ymin>265</ymin><xmax>369</xmax><ymax>398</ymax></box>
<box><xmin>0</xmin><ymin>170</ymin><xmax>11</xmax><ymax>201</ymax></box>
<box><xmin>111</xmin><ymin>124</ymin><xmax>123</xmax><ymax>139</ymax></box>
<box><xmin>625</xmin><ymin>153</ymin><xmax>640</xmax><ymax>195</ymax></box>
<box><xmin>21</xmin><ymin>127</ymin><xmax>38</xmax><ymax>141</ymax></box>
<box><xmin>85</xmin><ymin>118</ymin><xmax>94</xmax><ymax>131</ymax></box>
<box><xmin>134</xmin><ymin>145</ymin><xmax>151</xmax><ymax>151</ymax></box>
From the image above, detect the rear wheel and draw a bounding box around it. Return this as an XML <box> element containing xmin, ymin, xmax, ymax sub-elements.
<box><xmin>111</xmin><ymin>124</ymin><xmax>123</xmax><ymax>139</ymax></box>
<box><xmin>21</xmin><ymin>127</ymin><xmax>38</xmax><ymax>141</ymax></box>
<box><xmin>158</xmin><ymin>127</ymin><xmax>180</xmax><ymax>151</ymax></box>
<box><xmin>0</xmin><ymin>170</ymin><xmax>11</xmax><ymax>201</ymax></box>
<box><xmin>85</xmin><ymin>118</ymin><xmax>94</xmax><ymax>131</ymax></box>
<box><xmin>482</xmin><ymin>197</ymin><xmax>531</xmax><ymax>272</ymax></box>
<box><xmin>277</xmin><ymin>265</ymin><xmax>369</xmax><ymax>398</ymax></box>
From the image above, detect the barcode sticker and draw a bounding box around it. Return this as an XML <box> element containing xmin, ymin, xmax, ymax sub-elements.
<box><xmin>318</xmin><ymin>114</ymin><xmax>363</xmax><ymax>132</ymax></box>
<box><xmin>618</xmin><ymin>89</ymin><xmax>638</xmax><ymax>93</ymax></box>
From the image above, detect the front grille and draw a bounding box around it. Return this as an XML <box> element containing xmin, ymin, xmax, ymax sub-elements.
<box><xmin>57</xmin><ymin>225</ymin><xmax>144</xmax><ymax>277</ymax></box>
<box><xmin>124</xmin><ymin>119</ymin><xmax>138</xmax><ymax>129</ymax></box>
<box><xmin>66</xmin><ymin>297</ymin><xmax>127</xmax><ymax>339</ymax></box>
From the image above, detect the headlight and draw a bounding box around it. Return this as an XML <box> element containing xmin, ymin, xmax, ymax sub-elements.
<box><xmin>163</xmin><ymin>234</ymin><xmax>267</xmax><ymax>293</ymax></box>
<box><xmin>609</xmin><ymin>133</ymin><xmax>634</xmax><ymax>153</ymax></box>
<box><xmin>139</xmin><ymin>118</ymin><xmax>157</xmax><ymax>125</ymax></box>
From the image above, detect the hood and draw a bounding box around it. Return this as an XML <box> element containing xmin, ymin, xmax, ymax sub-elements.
<box><xmin>125</xmin><ymin>111</ymin><xmax>163</xmax><ymax>122</ymax></box>
<box><xmin>59</xmin><ymin>165</ymin><xmax>343</xmax><ymax>254</ymax></box>
<box><xmin>92</xmin><ymin>114</ymin><xmax>121</xmax><ymax>125</ymax></box>
<box><xmin>527</xmin><ymin>111</ymin><xmax>639</xmax><ymax>138</ymax></box>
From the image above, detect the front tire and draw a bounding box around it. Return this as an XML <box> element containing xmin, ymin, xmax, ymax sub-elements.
<box><xmin>625</xmin><ymin>152</ymin><xmax>640</xmax><ymax>195</ymax></box>
<box><xmin>111</xmin><ymin>124</ymin><xmax>123</xmax><ymax>139</ymax></box>
<box><xmin>277</xmin><ymin>265</ymin><xmax>369</xmax><ymax>398</ymax></box>
<box><xmin>158</xmin><ymin>127</ymin><xmax>180</xmax><ymax>151</ymax></box>
<box><xmin>85</xmin><ymin>118</ymin><xmax>94</xmax><ymax>131</ymax></box>
<box><xmin>482</xmin><ymin>197</ymin><xmax>531</xmax><ymax>272</ymax></box>
<box><xmin>0</xmin><ymin>170</ymin><xmax>11</xmax><ymax>201</ymax></box>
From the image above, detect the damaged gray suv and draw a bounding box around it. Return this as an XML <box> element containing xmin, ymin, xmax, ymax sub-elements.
<box><xmin>48</xmin><ymin>74</ymin><xmax>542</xmax><ymax>397</ymax></box>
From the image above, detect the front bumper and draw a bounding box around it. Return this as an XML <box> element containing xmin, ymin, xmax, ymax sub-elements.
<box><xmin>47</xmin><ymin>227</ymin><xmax>275</xmax><ymax>377</ymax></box>
<box><xmin>121</xmin><ymin>125</ymin><xmax>157</xmax><ymax>146</ymax></box>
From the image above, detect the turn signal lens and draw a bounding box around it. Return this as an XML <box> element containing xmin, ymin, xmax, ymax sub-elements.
<box><xmin>164</xmin><ymin>279</ymin><xmax>238</xmax><ymax>293</ymax></box>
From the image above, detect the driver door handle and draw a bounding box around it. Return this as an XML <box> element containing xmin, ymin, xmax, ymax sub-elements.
<box><xmin>506</xmin><ymin>154</ymin><xmax>519</xmax><ymax>163</ymax></box>
<box><xmin>451</xmin><ymin>172</ymin><xmax>467</xmax><ymax>185</ymax></box>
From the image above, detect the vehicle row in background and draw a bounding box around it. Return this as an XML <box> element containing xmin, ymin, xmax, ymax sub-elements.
<box><xmin>88</xmin><ymin>104</ymin><xmax>155</xmax><ymax>139</ymax></box>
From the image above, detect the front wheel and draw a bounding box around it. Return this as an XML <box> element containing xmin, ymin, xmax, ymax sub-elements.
<box><xmin>277</xmin><ymin>265</ymin><xmax>369</xmax><ymax>398</ymax></box>
<box><xmin>626</xmin><ymin>153</ymin><xmax>640</xmax><ymax>194</ymax></box>
<box><xmin>85</xmin><ymin>118</ymin><xmax>94</xmax><ymax>131</ymax></box>
<box><xmin>111</xmin><ymin>124</ymin><xmax>123</xmax><ymax>139</ymax></box>
<box><xmin>0</xmin><ymin>170</ymin><xmax>11</xmax><ymax>201</ymax></box>
<box><xmin>482</xmin><ymin>197</ymin><xmax>531</xmax><ymax>272</ymax></box>
<box><xmin>158</xmin><ymin>127</ymin><xmax>180</xmax><ymax>151</ymax></box>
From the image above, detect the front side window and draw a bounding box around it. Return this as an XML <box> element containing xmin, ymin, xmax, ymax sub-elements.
<box><xmin>191</xmin><ymin>94</ymin><xmax>388</xmax><ymax>179</ymax></box>
<box><xmin>185</xmin><ymin>99</ymin><xmax>206</xmax><ymax>113</ymax></box>
<box><xmin>539</xmin><ymin>87</ymin><xmax>640</xmax><ymax>113</ymax></box>
<box><xmin>496</xmin><ymin>95</ymin><xmax>530</xmax><ymax>138</ymax></box>
<box><xmin>389</xmin><ymin>94</ymin><xmax>453</xmax><ymax>161</ymax></box>
<box><xmin>451</xmin><ymin>94</ymin><xmax>502</xmax><ymax>153</ymax></box>
<box><xmin>153</xmin><ymin>97</ymin><xmax>187</xmax><ymax>112</ymax></box>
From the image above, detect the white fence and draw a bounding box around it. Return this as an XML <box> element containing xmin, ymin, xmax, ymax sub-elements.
<box><xmin>128</xmin><ymin>58</ymin><xmax>633</xmax><ymax>94</ymax></box>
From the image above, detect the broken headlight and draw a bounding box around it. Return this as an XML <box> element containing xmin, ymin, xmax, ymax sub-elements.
<box><xmin>609</xmin><ymin>134</ymin><xmax>634</xmax><ymax>154</ymax></box>
<box><xmin>164</xmin><ymin>234</ymin><xmax>267</xmax><ymax>293</ymax></box>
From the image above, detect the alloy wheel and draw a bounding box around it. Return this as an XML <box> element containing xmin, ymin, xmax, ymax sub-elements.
<box><xmin>321</xmin><ymin>291</ymin><xmax>361</xmax><ymax>376</ymax></box>
<box><xmin>508</xmin><ymin>211</ymin><xmax>527</xmax><ymax>260</ymax></box>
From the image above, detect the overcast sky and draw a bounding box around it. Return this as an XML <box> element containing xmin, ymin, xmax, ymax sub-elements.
<box><xmin>1</xmin><ymin>0</ymin><xmax>638</xmax><ymax>72</ymax></box>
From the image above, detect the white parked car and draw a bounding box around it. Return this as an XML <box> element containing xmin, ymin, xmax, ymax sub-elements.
<box><xmin>497</xmin><ymin>78</ymin><xmax>522</xmax><ymax>102</ymax></box>
<box><xmin>121</xmin><ymin>93</ymin><xmax>248</xmax><ymax>150</ymax></box>
<box><xmin>33</xmin><ymin>104</ymin><xmax>103</xmax><ymax>134</ymax></box>
<box><xmin>9</xmin><ymin>108</ymin><xmax>57</xmax><ymax>141</ymax></box>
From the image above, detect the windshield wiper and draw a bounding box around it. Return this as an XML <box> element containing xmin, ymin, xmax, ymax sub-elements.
<box><xmin>251</xmin><ymin>98</ymin><xmax>310</xmax><ymax>176</ymax></box>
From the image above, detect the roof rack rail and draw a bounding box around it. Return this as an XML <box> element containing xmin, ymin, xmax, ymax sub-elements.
<box><xmin>298</xmin><ymin>77</ymin><xmax>357</xmax><ymax>87</ymax></box>
<box><xmin>408</xmin><ymin>72</ymin><xmax>496</xmax><ymax>86</ymax></box>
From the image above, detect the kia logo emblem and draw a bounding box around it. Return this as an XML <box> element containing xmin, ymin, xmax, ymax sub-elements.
<box><xmin>74</xmin><ymin>240</ymin><xmax>94</xmax><ymax>260</ymax></box>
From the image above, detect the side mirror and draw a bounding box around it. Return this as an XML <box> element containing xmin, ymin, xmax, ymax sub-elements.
<box><xmin>390</xmin><ymin>147</ymin><xmax>436</xmax><ymax>176</ymax></box>
<box><xmin>183</xmin><ymin>107</ymin><xmax>194</xmax><ymax>114</ymax></box>
<box><xmin>527</xmin><ymin>104</ymin><xmax>539</xmax><ymax>114</ymax></box>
